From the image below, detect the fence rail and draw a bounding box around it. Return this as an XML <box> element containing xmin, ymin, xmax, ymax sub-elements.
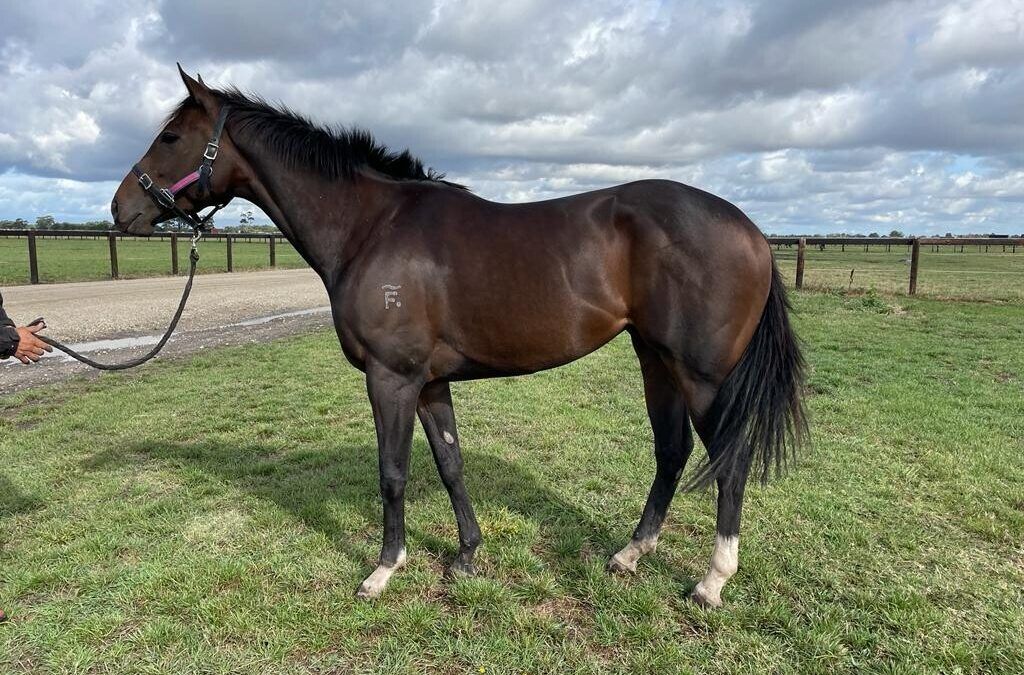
<box><xmin>770</xmin><ymin>236</ymin><xmax>1022</xmax><ymax>294</ymax></box>
<box><xmin>1</xmin><ymin>229</ymin><xmax>287</xmax><ymax>284</ymax></box>
<box><xmin>1</xmin><ymin>230</ymin><xmax>1022</xmax><ymax>293</ymax></box>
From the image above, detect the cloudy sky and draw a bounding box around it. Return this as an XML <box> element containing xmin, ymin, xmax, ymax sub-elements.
<box><xmin>1</xmin><ymin>0</ymin><xmax>1023</xmax><ymax>234</ymax></box>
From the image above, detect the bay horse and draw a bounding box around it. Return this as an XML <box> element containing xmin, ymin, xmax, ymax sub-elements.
<box><xmin>112</xmin><ymin>67</ymin><xmax>807</xmax><ymax>608</ymax></box>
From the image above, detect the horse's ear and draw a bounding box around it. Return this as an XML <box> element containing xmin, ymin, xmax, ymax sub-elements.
<box><xmin>177</xmin><ymin>63</ymin><xmax>217</xmax><ymax>113</ymax></box>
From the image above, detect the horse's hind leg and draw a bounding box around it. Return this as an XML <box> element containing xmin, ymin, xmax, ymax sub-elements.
<box><xmin>608</xmin><ymin>332</ymin><xmax>694</xmax><ymax>574</ymax></box>
<box><xmin>417</xmin><ymin>380</ymin><xmax>482</xmax><ymax>577</ymax></box>
<box><xmin>683</xmin><ymin>379</ymin><xmax>751</xmax><ymax>609</ymax></box>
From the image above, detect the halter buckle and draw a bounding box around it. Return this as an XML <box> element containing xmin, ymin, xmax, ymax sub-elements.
<box><xmin>157</xmin><ymin>188</ymin><xmax>177</xmax><ymax>209</ymax></box>
<box><xmin>138</xmin><ymin>173</ymin><xmax>153</xmax><ymax>190</ymax></box>
<box><xmin>203</xmin><ymin>142</ymin><xmax>219</xmax><ymax>161</ymax></box>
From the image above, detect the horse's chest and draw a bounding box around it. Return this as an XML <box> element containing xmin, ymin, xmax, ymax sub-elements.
<box><xmin>330</xmin><ymin>287</ymin><xmax>435</xmax><ymax>376</ymax></box>
<box><xmin>331</xmin><ymin>323</ymin><xmax>368</xmax><ymax>372</ymax></box>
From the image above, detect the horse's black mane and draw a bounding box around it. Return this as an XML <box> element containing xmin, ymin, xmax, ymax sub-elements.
<box><xmin>171</xmin><ymin>88</ymin><xmax>466</xmax><ymax>190</ymax></box>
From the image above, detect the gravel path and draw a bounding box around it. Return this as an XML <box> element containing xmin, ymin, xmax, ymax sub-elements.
<box><xmin>2</xmin><ymin>268</ymin><xmax>329</xmax><ymax>342</ymax></box>
<box><xmin>1</xmin><ymin>268</ymin><xmax>333</xmax><ymax>394</ymax></box>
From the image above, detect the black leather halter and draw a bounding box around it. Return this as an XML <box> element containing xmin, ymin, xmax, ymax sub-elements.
<box><xmin>131</xmin><ymin>105</ymin><xmax>231</xmax><ymax>232</ymax></box>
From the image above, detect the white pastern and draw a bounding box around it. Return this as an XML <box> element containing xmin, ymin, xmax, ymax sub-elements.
<box><xmin>693</xmin><ymin>534</ymin><xmax>739</xmax><ymax>607</ymax></box>
<box><xmin>608</xmin><ymin>535</ymin><xmax>658</xmax><ymax>573</ymax></box>
<box><xmin>356</xmin><ymin>548</ymin><xmax>407</xmax><ymax>599</ymax></box>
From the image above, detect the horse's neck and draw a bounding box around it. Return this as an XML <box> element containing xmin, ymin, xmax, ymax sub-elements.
<box><xmin>232</xmin><ymin>141</ymin><xmax>385</xmax><ymax>281</ymax></box>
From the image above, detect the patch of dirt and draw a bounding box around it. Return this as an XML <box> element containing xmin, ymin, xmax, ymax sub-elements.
<box><xmin>0</xmin><ymin>311</ymin><xmax>333</xmax><ymax>396</ymax></box>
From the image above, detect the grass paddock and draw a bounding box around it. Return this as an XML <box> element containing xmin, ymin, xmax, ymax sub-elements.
<box><xmin>1</xmin><ymin>291</ymin><xmax>1022</xmax><ymax>673</ymax></box>
<box><xmin>771</xmin><ymin>244</ymin><xmax>1024</xmax><ymax>302</ymax></box>
<box><xmin>0</xmin><ymin>236</ymin><xmax>307</xmax><ymax>285</ymax></box>
<box><xmin>2</xmin><ymin>237</ymin><xmax>1024</xmax><ymax>303</ymax></box>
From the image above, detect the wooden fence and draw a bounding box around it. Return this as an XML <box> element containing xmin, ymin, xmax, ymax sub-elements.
<box><xmin>0</xmin><ymin>229</ymin><xmax>285</xmax><ymax>284</ymax></box>
<box><xmin>1</xmin><ymin>230</ymin><xmax>1022</xmax><ymax>293</ymax></box>
<box><xmin>769</xmin><ymin>236</ymin><xmax>1021</xmax><ymax>294</ymax></box>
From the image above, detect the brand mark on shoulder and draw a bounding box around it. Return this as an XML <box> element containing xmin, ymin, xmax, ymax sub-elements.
<box><xmin>382</xmin><ymin>284</ymin><xmax>402</xmax><ymax>310</ymax></box>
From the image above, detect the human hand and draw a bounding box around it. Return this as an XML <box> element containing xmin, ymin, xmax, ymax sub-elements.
<box><xmin>14</xmin><ymin>321</ymin><xmax>52</xmax><ymax>364</ymax></box>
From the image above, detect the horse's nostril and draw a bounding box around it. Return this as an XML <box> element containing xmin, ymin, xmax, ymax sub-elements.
<box><xmin>111</xmin><ymin>198</ymin><xmax>119</xmax><ymax>220</ymax></box>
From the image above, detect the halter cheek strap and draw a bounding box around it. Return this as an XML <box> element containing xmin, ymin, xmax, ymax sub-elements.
<box><xmin>131</xmin><ymin>104</ymin><xmax>231</xmax><ymax>232</ymax></box>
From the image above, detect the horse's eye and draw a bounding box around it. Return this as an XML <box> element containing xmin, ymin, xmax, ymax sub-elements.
<box><xmin>160</xmin><ymin>131</ymin><xmax>180</xmax><ymax>144</ymax></box>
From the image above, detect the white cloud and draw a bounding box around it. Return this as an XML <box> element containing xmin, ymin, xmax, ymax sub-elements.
<box><xmin>917</xmin><ymin>0</ymin><xmax>1024</xmax><ymax>73</ymax></box>
<box><xmin>0</xmin><ymin>0</ymin><xmax>1023</xmax><ymax>233</ymax></box>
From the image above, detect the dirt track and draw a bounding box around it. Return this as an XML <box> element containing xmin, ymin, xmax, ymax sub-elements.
<box><xmin>1</xmin><ymin>268</ymin><xmax>332</xmax><ymax>394</ymax></box>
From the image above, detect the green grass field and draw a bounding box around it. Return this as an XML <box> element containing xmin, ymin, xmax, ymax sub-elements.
<box><xmin>2</xmin><ymin>237</ymin><xmax>1023</xmax><ymax>302</ymax></box>
<box><xmin>0</xmin><ymin>236</ymin><xmax>307</xmax><ymax>285</ymax></box>
<box><xmin>2</xmin><ymin>290</ymin><xmax>1022</xmax><ymax>673</ymax></box>
<box><xmin>772</xmin><ymin>244</ymin><xmax>1024</xmax><ymax>302</ymax></box>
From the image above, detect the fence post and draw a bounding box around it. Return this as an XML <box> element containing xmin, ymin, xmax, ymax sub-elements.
<box><xmin>909</xmin><ymin>238</ymin><xmax>920</xmax><ymax>295</ymax></box>
<box><xmin>796</xmin><ymin>237</ymin><xmax>806</xmax><ymax>289</ymax></box>
<box><xmin>27</xmin><ymin>232</ymin><xmax>40</xmax><ymax>284</ymax></box>
<box><xmin>269</xmin><ymin>236</ymin><xmax>277</xmax><ymax>267</ymax></box>
<box><xmin>170</xmin><ymin>233</ymin><xmax>179</xmax><ymax>275</ymax></box>
<box><xmin>108</xmin><ymin>233</ymin><xmax>119</xmax><ymax>279</ymax></box>
<box><xmin>226</xmin><ymin>234</ymin><xmax>234</xmax><ymax>272</ymax></box>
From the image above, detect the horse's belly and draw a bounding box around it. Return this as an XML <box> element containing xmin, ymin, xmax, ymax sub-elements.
<box><xmin>441</xmin><ymin>295</ymin><xmax>628</xmax><ymax>378</ymax></box>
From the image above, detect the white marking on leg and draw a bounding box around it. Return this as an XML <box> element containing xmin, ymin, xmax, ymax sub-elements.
<box><xmin>356</xmin><ymin>548</ymin><xmax>407</xmax><ymax>599</ymax></box>
<box><xmin>443</xmin><ymin>431</ymin><xmax>455</xmax><ymax>444</ymax></box>
<box><xmin>609</xmin><ymin>535</ymin><xmax>658</xmax><ymax>573</ymax></box>
<box><xmin>693</xmin><ymin>534</ymin><xmax>738</xmax><ymax>607</ymax></box>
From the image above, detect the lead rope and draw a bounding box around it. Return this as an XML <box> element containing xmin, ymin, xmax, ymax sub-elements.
<box><xmin>37</xmin><ymin>232</ymin><xmax>203</xmax><ymax>371</ymax></box>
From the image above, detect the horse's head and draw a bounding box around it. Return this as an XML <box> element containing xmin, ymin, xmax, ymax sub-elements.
<box><xmin>112</xmin><ymin>65</ymin><xmax>238</xmax><ymax>235</ymax></box>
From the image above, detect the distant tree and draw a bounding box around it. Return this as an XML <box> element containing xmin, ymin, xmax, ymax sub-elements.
<box><xmin>868</xmin><ymin>232</ymin><xmax>879</xmax><ymax>237</ymax></box>
<box><xmin>888</xmin><ymin>229</ymin><xmax>904</xmax><ymax>237</ymax></box>
<box><xmin>35</xmin><ymin>215</ymin><xmax>56</xmax><ymax>230</ymax></box>
<box><xmin>239</xmin><ymin>209</ymin><xmax>255</xmax><ymax>226</ymax></box>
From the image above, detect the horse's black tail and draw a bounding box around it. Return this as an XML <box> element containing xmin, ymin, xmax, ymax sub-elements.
<box><xmin>685</xmin><ymin>259</ymin><xmax>808</xmax><ymax>492</ymax></box>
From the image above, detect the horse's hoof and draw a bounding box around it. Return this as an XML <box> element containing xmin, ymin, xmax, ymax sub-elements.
<box><xmin>606</xmin><ymin>554</ymin><xmax>637</xmax><ymax>575</ymax></box>
<box><xmin>689</xmin><ymin>587</ymin><xmax>723</xmax><ymax>609</ymax></box>
<box><xmin>0</xmin><ymin>609</ymin><xmax>8</xmax><ymax>623</ymax></box>
<box><xmin>355</xmin><ymin>585</ymin><xmax>381</xmax><ymax>600</ymax></box>
<box><xmin>355</xmin><ymin>581</ymin><xmax>387</xmax><ymax>600</ymax></box>
<box><xmin>446</xmin><ymin>560</ymin><xmax>477</xmax><ymax>578</ymax></box>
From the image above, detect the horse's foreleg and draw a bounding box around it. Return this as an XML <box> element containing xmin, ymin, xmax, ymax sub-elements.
<box><xmin>417</xmin><ymin>380</ymin><xmax>481</xmax><ymax>577</ymax></box>
<box><xmin>357</xmin><ymin>362</ymin><xmax>423</xmax><ymax>600</ymax></box>
<box><xmin>609</xmin><ymin>334</ymin><xmax>694</xmax><ymax>574</ymax></box>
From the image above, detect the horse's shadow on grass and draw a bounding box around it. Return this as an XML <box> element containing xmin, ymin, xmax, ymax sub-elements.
<box><xmin>82</xmin><ymin>435</ymin><xmax>707</xmax><ymax>593</ymax></box>
<box><xmin>0</xmin><ymin>472</ymin><xmax>43</xmax><ymax>519</ymax></box>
